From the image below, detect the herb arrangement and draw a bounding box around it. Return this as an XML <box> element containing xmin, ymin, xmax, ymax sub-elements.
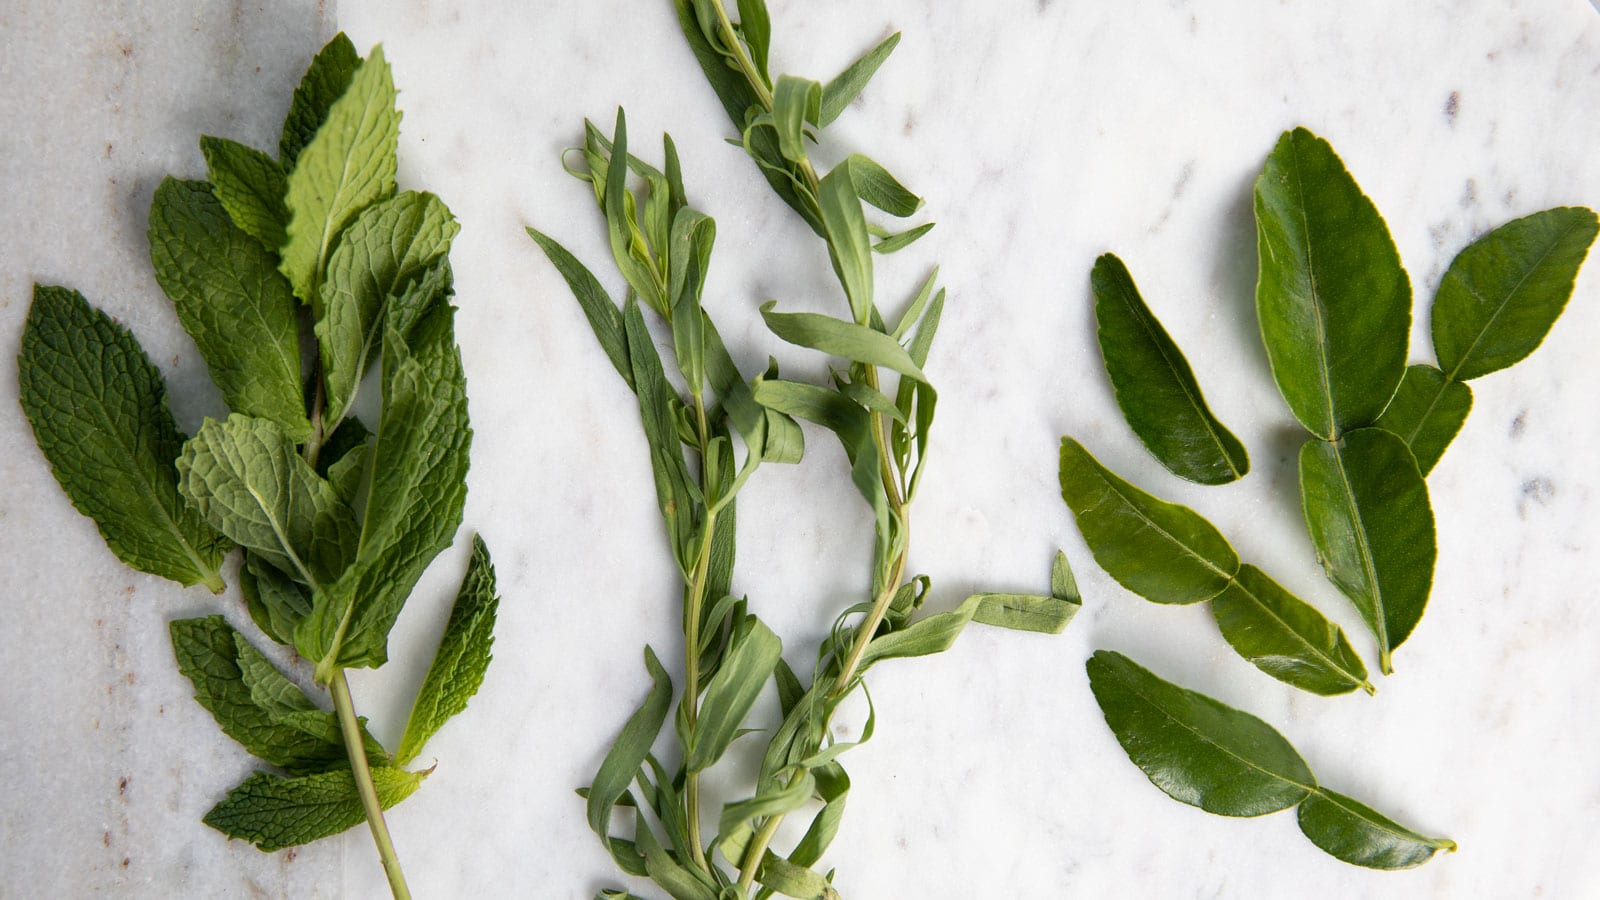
<box><xmin>17</xmin><ymin>34</ymin><xmax>496</xmax><ymax>899</ymax></box>
<box><xmin>530</xmin><ymin>3</ymin><xmax>1079</xmax><ymax>896</ymax></box>
<box><xmin>1063</xmin><ymin>126</ymin><xmax>1594</xmax><ymax>869</ymax></box>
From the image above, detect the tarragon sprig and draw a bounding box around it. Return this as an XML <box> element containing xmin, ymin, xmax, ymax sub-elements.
<box><xmin>17</xmin><ymin>34</ymin><xmax>497</xmax><ymax>899</ymax></box>
<box><xmin>533</xmin><ymin>5</ymin><xmax>1080</xmax><ymax>897</ymax></box>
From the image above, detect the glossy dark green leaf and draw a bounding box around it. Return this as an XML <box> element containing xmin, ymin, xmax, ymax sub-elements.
<box><xmin>1086</xmin><ymin>650</ymin><xmax>1314</xmax><ymax>816</ymax></box>
<box><xmin>1058</xmin><ymin>437</ymin><xmax>1239</xmax><ymax>604</ymax></box>
<box><xmin>1255</xmin><ymin>127</ymin><xmax>1411</xmax><ymax>440</ymax></box>
<box><xmin>1299</xmin><ymin>428</ymin><xmax>1436</xmax><ymax>674</ymax></box>
<box><xmin>1371</xmin><ymin>364</ymin><xmax>1472</xmax><ymax>475</ymax></box>
<box><xmin>1211</xmin><ymin>564</ymin><xmax>1373</xmax><ymax>696</ymax></box>
<box><xmin>1433</xmin><ymin>206</ymin><xmax>1598</xmax><ymax>381</ymax></box>
<box><xmin>1297</xmin><ymin>789</ymin><xmax>1456</xmax><ymax>870</ymax></box>
<box><xmin>819</xmin><ymin>32</ymin><xmax>901</xmax><ymax>127</ymax></box>
<box><xmin>1091</xmin><ymin>253</ymin><xmax>1249</xmax><ymax>485</ymax></box>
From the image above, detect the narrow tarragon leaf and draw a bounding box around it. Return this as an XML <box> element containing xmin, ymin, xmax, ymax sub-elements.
<box><xmin>622</xmin><ymin>296</ymin><xmax>698</xmax><ymax>574</ymax></box>
<box><xmin>772</xmin><ymin>75</ymin><xmax>822</xmax><ymax>165</ymax></box>
<box><xmin>1297</xmin><ymin>789</ymin><xmax>1457</xmax><ymax>870</ymax></box>
<box><xmin>755</xmin><ymin>852</ymin><xmax>839</xmax><ymax>900</ymax></box>
<box><xmin>279</xmin><ymin>33</ymin><xmax>360</xmax><ymax>167</ymax></box>
<box><xmin>1058</xmin><ymin>437</ymin><xmax>1238</xmax><ymax>604</ymax></box>
<box><xmin>1255</xmin><ymin>127</ymin><xmax>1411</xmax><ymax>440</ymax></box>
<box><xmin>760</xmin><ymin>302</ymin><xmax>926</xmax><ymax>382</ymax></box>
<box><xmin>299</xmin><ymin>300</ymin><xmax>471</xmax><ymax>670</ymax></box>
<box><xmin>687</xmin><ymin>615</ymin><xmax>781</xmax><ymax>772</ymax></box>
<box><xmin>815</xmin><ymin>166</ymin><xmax>875</xmax><ymax>324</ymax></box>
<box><xmin>1086</xmin><ymin>650</ymin><xmax>1314</xmax><ymax>816</ymax></box>
<box><xmin>1091</xmin><ymin>253</ymin><xmax>1248</xmax><ymax>485</ymax></box>
<box><xmin>396</xmin><ymin>535</ymin><xmax>500</xmax><ymax>766</ymax></box>
<box><xmin>177</xmin><ymin>414</ymin><xmax>359</xmax><ymax>587</ymax></box>
<box><xmin>855</xmin><ymin>592</ymin><xmax>994</xmax><ymax>669</ymax></box>
<box><xmin>317</xmin><ymin>191</ymin><xmax>459</xmax><ymax>423</ymax></box>
<box><xmin>819</xmin><ymin>32</ymin><xmax>901</xmax><ymax>127</ymax></box>
<box><xmin>588</xmin><ymin>648</ymin><xmax>672</xmax><ymax>874</ymax></box>
<box><xmin>970</xmin><ymin>591</ymin><xmax>1079</xmax><ymax>634</ymax></box>
<box><xmin>528</xmin><ymin>226</ymin><xmax>631</xmax><ymax>388</ymax></box>
<box><xmin>842</xmin><ymin>153</ymin><xmax>923</xmax><ymax>218</ymax></box>
<box><xmin>17</xmin><ymin>285</ymin><xmax>227</xmax><ymax>591</ymax></box>
<box><xmin>1433</xmin><ymin>206</ymin><xmax>1598</xmax><ymax>382</ymax></box>
<box><xmin>200</xmin><ymin>136</ymin><xmax>289</xmax><ymax>252</ymax></box>
<box><xmin>148</xmin><ymin>178</ymin><xmax>309</xmax><ymax>440</ymax></box>
<box><xmin>1371</xmin><ymin>364</ymin><xmax>1472</xmax><ymax>475</ymax></box>
<box><xmin>872</xmin><ymin>222</ymin><xmax>934</xmax><ymax>255</ymax></box>
<box><xmin>1211</xmin><ymin>564</ymin><xmax>1373</xmax><ymax>697</ymax></box>
<box><xmin>1298</xmin><ymin>427</ymin><xmax>1436</xmax><ymax>674</ymax></box>
<box><xmin>169</xmin><ymin>616</ymin><xmax>347</xmax><ymax>774</ymax></box>
<box><xmin>202</xmin><ymin>766</ymin><xmax>423</xmax><ymax>852</ymax></box>
<box><xmin>280</xmin><ymin>44</ymin><xmax>399</xmax><ymax>304</ymax></box>
<box><xmin>705</xmin><ymin>315</ymin><xmax>804</xmax><ymax>465</ymax></box>
<box><xmin>736</xmin><ymin>0</ymin><xmax>772</xmax><ymax>81</ymax></box>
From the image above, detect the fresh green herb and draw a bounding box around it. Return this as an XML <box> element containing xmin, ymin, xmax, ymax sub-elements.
<box><xmin>533</xmin><ymin>7</ymin><xmax>1076</xmax><ymax>893</ymax></box>
<box><xmin>1090</xmin><ymin>253</ymin><xmax>1248</xmax><ymax>484</ymax></box>
<box><xmin>1060</xmin><ymin>437</ymin><xmax>1371</xmax><ymax>696</ymax></box>
<box><xmin>1087</xmin><ymin>650</ymin><xmax>1455</xmax><ymax>870</ymax></box>
<box><xmin>1375</xmin><ymin>207</ymin><xmax>1598</xmax><ymax>473</ymax></box>
<box><xmin>16</xmin><ymin>34</ymin><xmax>496</xmax><ymax>899</ymax></box>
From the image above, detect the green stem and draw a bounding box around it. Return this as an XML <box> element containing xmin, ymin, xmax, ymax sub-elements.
<box><xmin>683</xmin><ymin>396</ymin><xmax>719</xmax><ymax>874</ymax></box>
<box><xmin>706</xmin><ymin>0</ymin><xmax>822</xmax><ymax>203</ymax></box>
<box><xmin>329</xmin><ymin>671</ymin><xmax>410</xmax><ymax>900</ymax></box>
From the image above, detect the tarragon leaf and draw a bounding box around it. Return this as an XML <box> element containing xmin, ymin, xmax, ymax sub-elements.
<box><xmin>1298</xmin><ymin>427</ymin><xmax>1436</xmax><ymax>674</ymax></box>
<box><xmin>279</xmin><ymin>33</ymin><xmax>360</xmax><ymax>167</ymax></box>
<box><xmin>760</xmin><ymin>301</ymin><xmax>926</xmax><ymax>383</ymax></box>
<box><xmin>528</xmin><ymin>226</ymin><xmax>631</xmax><ymax>388</ymax></box>
<box><xmin>17</xmin><ymin>285</ymin><xmax>227</xmax><ymax>591</ymax></box>
<box><xmin>280</xmin><ymin>44</ymin><xmax>399</xmax><ymax>304</ymax></box>
<box><xmin>200</xmin><ymin>136</ymin><xmax>289</xmax><ymax>252</ymax></box>
<box><xmin>1211</xmin><ymin>564</ymin><xmax>1373</xmax><ymax>696</ymax></box>
<box><xmin>1091</xmin><ymin>253</ymin><xmax>1248</xmax><ymax>485</ymax></box>
<box><xmin>148</xmin><ymin>178</ymin><xmax>309</xmax><ymax>440</ymax></box>
<box><xmin>1058</xmin><ymin>436</ymin><xmax>1238</xmax><ymax>604</ymax></box>
<box><xmin>1255</xmin><ymin>127</ymin><xmax>1411</xmax><ymax>440</ymax></box>
<box><xmin>772</xmin><ymin>75</ymin><xmax>821</xmax><ymax>165</ymax></box>
<box><xmin>1371</xmin><ymin>364</ymin><xmax>1472</xmax><ymax>475</ymax></box>
<box><xmin>1433</xmin><ymin>206</ymin><xmax>1598</xmax><ymax>382</ymax></box>
<box><xmin>819</xmin><ymin>32</ymin><xmax>901</xmax><ymax>127</ymax></box>
<box><xmin>177</xmin><ymin>414</ymin><xmax>359</xmax><ymax>587</ymax></box>
<box><xmin>203</xmin><ymin>766</ymin><xmax>423</xmax><ymax>852</ymax></box>
<box><xmin>687</xmin><ymin>615</ymin><xmax>782</xmax><ymax>772</ymax></box>
<box><xmin>297</xmin><ymin>299</ymin><xmax>471</xmax><ymax>671</ymax></box>
<box><xmin>396</xmin><ymin>535</ymin><xmax>500</xmax><ymax>766</ymax></box>
<box><xmin>589</xmin><ymin>648</ymin><xmax>672</xmax><ymax>876</ymax></box>
<box><xmin>317</xmin><ymin>191</ymin><xmax>459</xmax><ymax>423</ymax></box>
<box><xmin>815</xmin><ymin>165</ymin><xmax>875</xmax><ymax>324</ymax></box>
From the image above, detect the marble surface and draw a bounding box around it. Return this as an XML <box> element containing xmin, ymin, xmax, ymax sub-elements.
<box><xmin>4</xmin><ymin>1</ymin><xmax>1600</xmax><ymax>897</ymax></box>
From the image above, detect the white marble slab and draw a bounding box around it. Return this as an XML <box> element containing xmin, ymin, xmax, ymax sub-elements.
<box><xmin>5</xmin><ymin>0</ymin><xmax>1600</xmax><ymax>896</ymax></box>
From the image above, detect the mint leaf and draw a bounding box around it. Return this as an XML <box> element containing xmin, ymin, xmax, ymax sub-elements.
<box><xmin>395</xmin><ymin>534</ymin><xmax>499</xmax><ymax>766</ymax></box>
<box><xmin>203</xmin><ymin>766</ymin><xmax>423</xmax><ymax>852</ymax></box>
<box><xmin>279</xmin><ymin>33</ymin><xmax>360</xmax><ymax>167</ymax></box>
<box><xmin>280</xmin><ymin>44</ymin><xmax>399</xmax><ymax>303</ymax></box>
<box><xmin>385</xmin><ymin>255</ymin><xmax>455</xmax><ymax>345</ymax></box>
<box><xmin>170</xmin><ymin>616</ymin><xmax>349</xmax><ymax>774</ymax></box>
<box><xmin>148</xmin><ymin>178</ymin><xmax>309</xmax><ymax>440</ymax></box>
<box><xmin>316</xmin><ymin>191</ymin><xmax>459</xmax><ymax>423</ymax></box>
<box><xmin>297</xmin><ymin>300</ymin><xmax>471</xmax><ymax>670</ymax></box>
<box><xmin>239</xmin><ymin>551</ymin><xmax>312</xmax><ymax>645</ymax></box>
<box><xmin>200</xmin><ymin>136</ymin><xmax>289</xmax><ymax>252</ymax></box>
<box><xmin>176</xmin><ymin>414</ymin><xmax>359</xmax><ymax>586</ymax></box>
<box><xmin>17</xmin><ymin>285</ymin><xmax>228</xmax><ymax>591</ymax></box>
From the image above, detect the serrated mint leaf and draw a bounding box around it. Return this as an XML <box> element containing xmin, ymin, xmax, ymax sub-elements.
<box><xmin>239</xmin><ymin>551</ymin><xmax>312</xmax><ymax>645</ymax></box>
<box><xmin>396</xmin><ymin>535</ymin><xmax>499</xmax><ymax>766</ymax></box>
<box><xmin>17</xmin><ymin>285</ymin><xmax>228</xmax><ymax>591</ymax></box>
<box><xmin>176</xmin><ymin>414</ymin><xmax>359</xmax><ymax>586</ymax></box>
<box><xmin>203</xmin><ymin>766</ymin><xmax>423</xmax><ymax>852</ymax></box>
<box><xmin>170</xmin><ymin>616</ymin><xmax>348</xmax><ymax>774</ymax></box>
<box><xmin>200</xmin><ymin>136</ymin><xmax>289</xmax><ymax>252</ymax></box>
<box><xmin>148</xmin><ymin>178</ymin><xmax>309</xmax><ymax>441</ymax></box>
<box><xmin>279</xmin><ymin>33</ymin><xmax>360</xmax><ymax>168</ymax></box>
<box><xmin>280</xmin><ymin>44</ymin><xmax>399</xmax><ymax>304</ymax></box>
<box><xmin>297</xmin><ymin>300</ymin><xmax>471</xmax><ymax>671</ymax></box>
<box><xmin>387</xmin><ymin>256</ymin><xmax>455</xmax><ymax>347</ymax></box>
<box><xmin>317</xmin><ymin>191</ymin><xmax>459</xmax><ymax>423</ymax></box>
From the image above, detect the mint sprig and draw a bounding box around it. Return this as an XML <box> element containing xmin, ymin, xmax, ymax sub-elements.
<box><xmin>16</xmin><ymin>34</ymin><xmax>495</xmax><ymax>898</ymax></box>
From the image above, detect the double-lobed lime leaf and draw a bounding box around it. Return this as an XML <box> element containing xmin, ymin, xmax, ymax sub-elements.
<box><xmin>1299</xmin><ymin>428</ymin><xmax>1435</xmax><ymax>674</ymax></box>
<box><xmin>17</xmin><ymin>285</ymin><xmax>229</xmax><ymax>591</ymax></box>
<box><xmin>1255</xmin><ymin>127</ymin><xmax>1411</xmax><ymax>441</ymax></box>
<box><xmin>1377</xmin><ymin>206</ymin><xmax>1598</xmax><ymax>473</ymax></box>
<box><xmin>1087</xmin><ymin>650</ymin><xmax>1455</xmax><ymax>869</ymax></box>
<box><xmin>1091</xmin><ymin>253</ymin><xmax>1248</xmax><ymax>485</ymax></box>
<box><xmin>1062</xmin><ymin>437</ymin><xmax>1371</xmax><ymax>696</ymax></box>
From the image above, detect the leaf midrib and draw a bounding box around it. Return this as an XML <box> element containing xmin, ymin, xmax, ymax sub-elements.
<box><xmin>1228</xmin><ymin>575</ymin><xmax>1369</xmax><ymax>693</ymax></box>
<box><xmin>1091</xmin><ymin>465</ymin><xmax>1234</xmax><ymax>582</ymax></box>
<box><xmin>1327</xmin><ymin>440</ymin><xmax>1388</xmax><ymax>655</ymax></box>
<box><xmin>1287</xmin><ymin>137</ymin><xmax>1340</xmax><ymax>441</ymax></box>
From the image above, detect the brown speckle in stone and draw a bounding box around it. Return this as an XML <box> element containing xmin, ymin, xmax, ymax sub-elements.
<box><xmin>121</xmin><ymin>858</ymin><xmax>129</xmax><ymax>869</ymax></box>
<box><xmin>285</xmin><ymin>847</ymin><xmax>298</xmax><ymax>863</ymax></box>
<box><xmin>1510</xmin><ymin>410</ymin><xmax>1527</xmax><ymax>437</ymax></box>
<box><xmin>126</xmin><ymin>672</ymin><xmax>135</xmax><ymax>685</ymax></box>
<box><xmin>103</xmin><ymin>831</ymin><xmax>111</xmax><ymax>848</ymax></box>
<box><xmin>119</xmin><ymin>777</ymin><xmax>129</xmax><ymax>795</ymax></box>
<box><xmin>1445</xmin><ymin>91</ymin><xmax>1460</xmax><ymax>123</ymax></box>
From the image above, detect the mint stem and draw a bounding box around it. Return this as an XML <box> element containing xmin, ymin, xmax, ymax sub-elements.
<box><xmin>330</xmin><ymin>670</ymin><xmax>411</xmax><ymax>900</ymax></box>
